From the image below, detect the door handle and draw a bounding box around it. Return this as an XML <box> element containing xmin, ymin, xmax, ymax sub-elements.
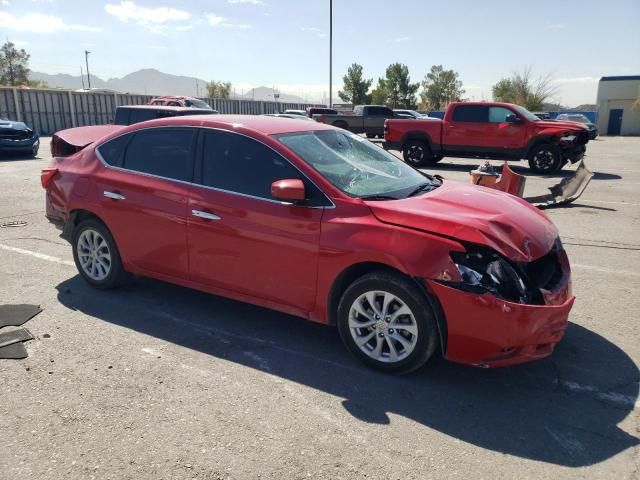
<box><xmin>191</xmin><ymin>209</ymin><xmax>221</xmax><ymax>221</ymax></box>
<box><xmin>103</xmin><ymin>191</ymin><xmax>126</xmax><ymax>201</ymax></box>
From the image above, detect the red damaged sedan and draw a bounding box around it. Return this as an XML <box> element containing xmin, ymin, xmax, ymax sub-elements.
<box><xmin>43</xmin><ymin>115</ymin><xmax>574</xmax><ymax>373</ymax></box>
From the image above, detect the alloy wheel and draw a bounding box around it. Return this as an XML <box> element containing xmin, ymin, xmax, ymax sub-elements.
<box><xmin>77</xmin><ymin>228</ymin><xmax>112</xmax><ymax>281</ymax></box>
<box><xmin>348</xmin><ymin>290</ymin><xmax>418</xmax><ymax>363</ymax></box>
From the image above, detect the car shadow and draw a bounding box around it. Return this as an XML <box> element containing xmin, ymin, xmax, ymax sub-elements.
<box><xmin>55</xmin><ymin>275</ymin><xmax>639</xmax><ymax>467</ymax></box>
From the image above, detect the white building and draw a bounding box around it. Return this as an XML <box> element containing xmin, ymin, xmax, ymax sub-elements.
<box><xmin>596</xmin><ymin>76</ymin><xmax>640</xmax><ymax>135</ymax></box>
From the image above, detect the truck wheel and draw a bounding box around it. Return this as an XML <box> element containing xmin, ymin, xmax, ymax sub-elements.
<box><xmin>366</xmin><ymin>133</ymin><xmax>376</xmax><ymax>139</ymax></box>
<box><xmin>403</xmin><ymin>140</ymin><xmax>436</xmax><ymax>167</ymax></box>
<box><xmin>527</xmin><ymin>144</ymin><xmax>561</xmax><ymax>174</ymax></box>
<box><xmin>333</xmin><ymin>121</ymin><xmax>348</xmax><ymax>130</ymax></box>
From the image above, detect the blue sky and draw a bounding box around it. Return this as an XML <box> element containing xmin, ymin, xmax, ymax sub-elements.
<box><xmin>1</xmin><ymin>0</ymin><xmax>639</xmax><ymax>105</ymax></box>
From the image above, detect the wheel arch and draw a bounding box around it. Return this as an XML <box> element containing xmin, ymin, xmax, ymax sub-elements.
<box><xmin>327</xmin><ymin>261</ymin><xmax>448</xmax><ymax>356</ymax></box>
<box><xmin>524</xmin><ymin>135</ymin><xmax>558</xmax><ymax>158</ymax></box>
<box><xmin>400</xmin><ymin>131</ymin><xmax>434</xmax><ymax>152</ymax></box>
<box><xmin>63</xmin><ymin>208</ymin><xmax>111</xmax><ymax>241</ymax></box>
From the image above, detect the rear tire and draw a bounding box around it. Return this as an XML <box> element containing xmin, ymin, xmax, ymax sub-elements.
<box><xmin>366</xmin><ymin>133</ymin><xmax>376</xmax><ymax>139</ymax></box>
<box><xmin>337</xmin><ymin>271</ymin><xmax>439</xmax><ymax>374</ymax></box>
<box><xmin>72</xmin><ymin>219</ymin><xmax>129</xmax><ymax>289</ymax></box>
<box><xmin>402</xmin><ymin>139</ymin><xmax>438</xmax><ymax>167</ymax></box>
<box><xmin>332</xmin><ymin>121</ymin><xmax>348</xmax><ymax>130</ymax></box>
<box><xmin>527</xmin><ymin>143</ymin><xmax>561</xmax><ymax>174</ymax></box>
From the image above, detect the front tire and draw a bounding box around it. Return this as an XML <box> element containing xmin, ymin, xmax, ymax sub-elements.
<box><xmin>337</xmin><ymin>271</ymin><xmax>439</xmax><ymax>374</ymax></box>
<box><xmin>527</xmin><ymin>143</ymin><xmax>561</xmax><ymax>174</ymax></box>
<box><xmin>402</xmin><ymin>140</ymin><xmax>439</xmax><ymax>167</ymax></box>
<box><xmin>72</xmin><ymin>219</ymin><xmax>129</xmax><ymax>289</ymax></box>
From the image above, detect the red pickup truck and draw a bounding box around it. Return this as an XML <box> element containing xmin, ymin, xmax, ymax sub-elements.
<box><xmin>383</xmin><ymin>102</ymin><xmax>590</xmax><ymax>173</ymax></box>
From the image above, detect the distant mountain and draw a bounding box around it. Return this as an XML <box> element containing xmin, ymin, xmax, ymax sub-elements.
<box><xmin>30</xmin><ymin>68</ymin><xmax>208</xmax><ymax>96</ymax></box>
<box><xmin>568</xmin><ymin>104</ymin><xmax>597</xmax><ymax>112</ymax></box>
<box><xmin>238</xmin><ymin>86</ymin><xmax>306</xmax><ymax>104</ymax></box>
<box><xmin>30</xmin><ymin>69</ymin><xmax>309</xmax><ymax>104</ymax></box>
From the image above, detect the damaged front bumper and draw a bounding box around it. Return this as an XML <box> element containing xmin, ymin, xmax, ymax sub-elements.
<box><xmin>559</xmin><ymin>131</ymin><xmax>589</xmax><ymax>163</ymax></box>
<box><xmin>427</xmin><ymin>247</ymin><xmax>575</xmax><ymax>368</ymax></box>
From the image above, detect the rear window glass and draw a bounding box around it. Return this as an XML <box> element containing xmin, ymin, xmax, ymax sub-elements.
<box><xmin>452</xmin><ymin>105</ymin><xmax>487</xmax><ymax>122</ymax></box>
<box><xmin>97</xmin><ymin>134</ymin><xmax>132</xmax><ymax>167</ymax></box>
<box><xmin>123</xmin><ymin>128</ymin><xmax>195</xmax><ymax>181</ymax></box>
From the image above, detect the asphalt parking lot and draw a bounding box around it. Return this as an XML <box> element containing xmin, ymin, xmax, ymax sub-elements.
<box><xmin>1</xmin><ymin>136</ymin><xmax>639</xmax><ymax>479</ymax></box>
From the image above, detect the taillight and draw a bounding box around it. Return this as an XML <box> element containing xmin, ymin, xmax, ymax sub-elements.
<box><xmin>319</xmin><ymin>115</ymin><xmax>325</xmax><ymax>123</ymax></box>
<box><xmin>41</xmin><ymin>167</ymin><xmax>58</xmax><ymax>189</ymax></box>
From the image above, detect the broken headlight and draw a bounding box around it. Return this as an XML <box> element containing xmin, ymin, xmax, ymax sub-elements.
<box><xmin>449</xmin><ymin>249</ymin><xmax>529</xmax><ymax>303</ymax></box>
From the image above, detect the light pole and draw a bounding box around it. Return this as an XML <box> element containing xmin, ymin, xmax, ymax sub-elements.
<box><xmin>329</xmin><ymin>0</ymin><xmax>332</xmax><ymax>108</ymax></box>
<box><xmin>84</xmin><ymin>50</ymin><xmax>91</xmax><ymax>90</ymax></box>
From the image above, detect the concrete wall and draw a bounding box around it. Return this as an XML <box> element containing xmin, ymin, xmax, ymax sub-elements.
<box><xmin>0</xmin><ymin>87</ymin><xmax>322</xmax><ymax>135</ymax></box>
<box><xmin>596</xmin><ymin>78</ymin><xmax>640</xmax><ymax>136</ymax></box>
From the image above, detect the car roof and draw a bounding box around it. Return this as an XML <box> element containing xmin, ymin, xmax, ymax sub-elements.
<box><xmin>130</xmin><ymin>114</ymin><xmax>335</xmax><ymax>135</ymax></box>
<box><xmin>117</xmin><ymin>105</ymin><xmax>211</xmax><ymax>112</ymax></box>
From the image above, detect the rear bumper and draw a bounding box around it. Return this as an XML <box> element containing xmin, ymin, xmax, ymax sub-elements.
<box><xmin>427</xmin><ymin>273</ymin><xmax>574</xmax><ymax>368</ymax></box>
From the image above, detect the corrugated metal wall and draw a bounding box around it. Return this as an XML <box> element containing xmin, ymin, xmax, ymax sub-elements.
<box><xmin>0</xmin><ymin>87</ymin><xmax>323</xmax><ymax>135</ymax></box>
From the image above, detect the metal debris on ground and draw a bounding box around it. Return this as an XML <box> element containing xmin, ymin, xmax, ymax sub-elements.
<box><xmin>0</xmin><ymin>304</ymin><xmax>42</xmax><ymax>328</ymax></box>
<box><xmin>0</xmin><ymin>304</ymin><xmax>41</xmax><ymax>359</ymax></box>
<box><xmin>474</xmin><ymin>161</ymin><xmax>593</xmax><ymax>209</ymax></box>
<box><xmin>0</xmin><ymin>220</ymin><xmax>28</xmax><ymax>228</ymax></box>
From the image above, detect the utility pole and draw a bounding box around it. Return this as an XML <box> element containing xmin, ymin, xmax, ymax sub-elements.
<box><xmin>80</xmin><ymin>67</ymin><xmax>85</xmax><ymax>89</ymax></box>
<box><xmin>329</xmin><ymin>0</ymin><xmax>333</xmax><ymax>107</ymax></box>
<box><xmin>84</xmin><ymin>50</ymin><xmax>91</xmax><ymax>90</ymax></box>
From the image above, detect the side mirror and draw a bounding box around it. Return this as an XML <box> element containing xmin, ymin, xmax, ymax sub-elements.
<box><xmin>271</xmin><ymin>178</ymin><xmax>306</xmax><ymax>203</ymax></box>
<box><xmin>506</xmin><ymin>114</ymin><xmax>521</xmax><ymax>123</ymax></box>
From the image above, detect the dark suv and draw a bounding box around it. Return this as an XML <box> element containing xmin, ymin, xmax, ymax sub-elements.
<box><xmin>113</xmin><ymin>105</ymin><xmax>218</xmax><ymax>126</ymax></box>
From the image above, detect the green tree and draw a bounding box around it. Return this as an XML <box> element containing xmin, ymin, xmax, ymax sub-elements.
<box><xmin>338</xmin><ymin>63</ymin><xmax>372</xmax><ymax>105</ymax></box>
<box><xmin>491</xmin><ymin>67</ymin><xmax>556</xmax><ymax>111</ymax></box>
<box><xmin>0</xmin><ymin>41</ymin><xmax>30</xmax><ymax>86</ymax></box>
<box><xmin>419</xmin><ymin>65</ymin><xmax>465</xmax><ymax>110</ymax></box>
<box><xmin>206</xmin><ymin>80</ymin><xmax>232</xmax><ymax>99</ymax></box>
<box><xmin>383</xmin><ymin>63</ymin><xmax>419</xmax><ymax>108</ymax></box>
<box><xmin>369</xmin><ymin>78</ymin><xmax>388</xmax><ymax>105</ymax></box>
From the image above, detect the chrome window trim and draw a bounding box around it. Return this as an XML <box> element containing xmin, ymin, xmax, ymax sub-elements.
<box><xmin>95</xmin><ymin>125</ymin><xmax>335</xmax><ymax>209</ymax></box>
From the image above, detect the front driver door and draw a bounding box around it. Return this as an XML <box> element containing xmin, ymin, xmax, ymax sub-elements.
<box><xmin>187</xmin><ymin>129</ymin><xmax>327</xmax><ymax>314</ymax></box>
<box><xmin>482</xmin><ymin>106</ymin><xmax>527</xmax><ymax>155</ymax></box>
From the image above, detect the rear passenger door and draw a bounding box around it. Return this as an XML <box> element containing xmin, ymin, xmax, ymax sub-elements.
<box><xmin>444</xmin><ymin>105</ymin><xmax>488</xmax><ymax>154</ymax></box>
<box><xmin>187</xmin><ymin>129</ymin><xmax>326</xmax><ymax>314</ymax></box>
<box><xmin>95</xmin><ymin>127</ymin><xmax>196</xmax><ymax>279</ymax></box>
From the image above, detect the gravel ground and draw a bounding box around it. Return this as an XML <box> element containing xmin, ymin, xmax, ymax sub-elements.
<box><xmin>0</xmin><ymin>136</ymin><xmax>639</xmax><ymax>480</ymax></box>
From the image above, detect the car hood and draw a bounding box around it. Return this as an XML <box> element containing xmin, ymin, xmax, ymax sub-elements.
<box><xmin>534</xmin><ymin>120</ymin><xmax>588</xmax><ymax>132</ymax></box>
<box><xmin>0</xmin><ymin>120</ymin><xmax>31</xmax><ymax>132</ymax></box>
<box><xmin>366</xmin><ymin>181</ymin><xmax>558</xmax><ymax>262</ymax></box>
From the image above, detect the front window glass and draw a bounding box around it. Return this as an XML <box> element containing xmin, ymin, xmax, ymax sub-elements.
<box><xmin>488</xmin><ymin>107</ymin><xmax>517</xmax><ymax>123</ymax></box>
<box><xmin>277</xmin><ymin>130</ymin><xmax>439</xmax><ymax>199</ymax></box>
<box><xmin>512</xmin><ymin>105</ymin><xmax>540</xmax><ymax>122</ymax></box>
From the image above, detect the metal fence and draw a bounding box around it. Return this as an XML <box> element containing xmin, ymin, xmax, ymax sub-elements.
<box><xmin>0</xmin><ymin>87</ymin><xmax>323</xmax><ymax>135</ymax></box>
